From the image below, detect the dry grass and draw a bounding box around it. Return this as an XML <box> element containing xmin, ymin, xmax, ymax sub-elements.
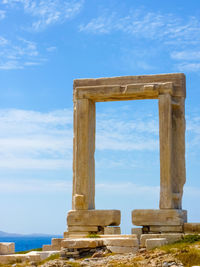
<box><xmin>177</xmin><ymin>247</ymin><xmax>200</xmax><ymax>267</ymax></box>
<box><xmin>159</xmin><ymin>234</ymin><xmax>200</xmax><ymax>267</ymax></box>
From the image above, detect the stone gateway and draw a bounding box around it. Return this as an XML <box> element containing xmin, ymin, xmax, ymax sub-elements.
<box><xmin>67</xmin><ymin>73</ymin><xmax>187</xmax><ymax>236</ymax></box>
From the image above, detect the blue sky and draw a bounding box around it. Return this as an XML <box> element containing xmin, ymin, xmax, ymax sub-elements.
<box><xmin>0</xmin><ymin>0</ymin><xmax>200</xmax><ymax>235</ymax></box>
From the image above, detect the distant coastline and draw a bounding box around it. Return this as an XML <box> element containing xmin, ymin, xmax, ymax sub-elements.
<box><xmin>0</xmin><ymin>231</ymin><xmax>62</xmax><ymax>252</ymax></box>
<box><xmin>0</xmin><ymin>230</ymin><xmax>60</xmax><ymax>237</ymax></box>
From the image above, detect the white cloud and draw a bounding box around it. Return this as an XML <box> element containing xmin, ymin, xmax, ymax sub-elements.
<box><xmin>79</xmin><ymin>10</ymin><xmax>200</xmax><ymax>45</ymax></box>
<box><xmin>2</xmin><ymin>177</ymin><xmax>199</xmax><ymax>199</ymax></box>
<box><xmin>0</xmin><ymin>107</ymin><xmax>199</xmax><ymax>170</ymax></box>
<box><xmin>186</xmin><ymin>114</ymin><xmax>200</xmax><ymax>150</ymax></box>
<box><xmin>171</xmin><ymin>50</ymin><xmax>200</xmax><ymax>72</ymax></box>
<box><xmin>171</xmin><ymin>51</ymin><xmax>200</xmax><ymax>61</ymax></box>
<box><xmin>0</xmin><ymin>10</ymin><xmax>6</xmax><ymax>20</ymax></box>
<box><xmin>96</xmin><ymin>112</ymin><xmax>159</xmax><ymax>151</ymax></box>
<box><xmin>3</xmin><ymin>0</ymin><xmax>84</xmax><ymax>31</ymax></box>
<box><xmin>96</xmin><ymin>182</ymin><xmax>159</xmax><ymax>196</ymax></box>
<box><xmin>0</xmin><ymin>37</ymin><xmax>45</xmax><ymax>70</ymax></box>
<box><xmin>0</xmin><ymin>37</ymin><xmax>8</xmax><ymax>46</ymax></box>
<box><xmin>0</xmin><ymin>108</ymin><xmax>159</xmax><ymax>170</ymax></box>
<box><xmin>46</xmin><ymin>46</ymin><xmax>57</xmax><ymax>52</ymax></box>
<box><xmin>80</xmin><ymin>9</ymin><xmax>200</xmax><ymax>73</ymax></box>
<box><xmin>175</xmin><ymin>62</ymin><xmax>200</xmax><ymax>72</ymax></box>
<box><xmin>0</xmin><ymin>178</ymin><xmax>72</xmax><ymax>193</ymax></box>
<box><xmin>0</xmin><ymin>178</ymin><xmax>159</xmax><ymax>195</ymax></box>
<box><xmin>0</xmin><ymin>109</ymin><xmax>73</xmax><ymax>169</ymax></box>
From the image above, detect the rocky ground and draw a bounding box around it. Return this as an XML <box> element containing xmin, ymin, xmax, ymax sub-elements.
<box><xmin>39</xmin><ymin>248</ymin><xmax>184</xmax><ymax>267</ymax></box>
<box><xmin>2</xmin><ymin>235</ymin><xmax>200</xmax><ymax>267</ymax></box>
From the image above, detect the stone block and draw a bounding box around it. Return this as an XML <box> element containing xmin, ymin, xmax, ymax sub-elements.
<box><xmin>131</xmin><ymin>228</ymin><xmax>143</xmax><ymax>238</ymax></box>
<box><xmin>132</xmin><ymin>209</ymin><xmax>187</xmax><ymax>226</ymax></box>
<box><xmin>107</xmin><ymin>246</ymin><xmax>138</xmax><ymax>254</ymax></box>
<box><xmin>27</xmin><ymin>251</ymin><xmax>59</xmax><ymax>261</ymax></box>
<box><xmin>184</xmin><ymin>223</ymin><xmax>200</xmax><ymax>233</ymax></box>
<box><xmin>68</xmin><ymin>231</ymin><xmax>89</xmax><ymax>237</ymax></box>
<box><xmin>104</xmin><ymin>226</ymin><xmax>121</xmax><ymax>235</ymax></box>
<box><xmin>0</xmin><ymin>242</ymin><xmax>15</xmax><ymax>255</ymax></box>
<box><xmin>146</xmin><ymin>238</ymin><xmax>167</xmax><ymax>250</ymax></box>
<box><xmin>68</xmin><ymin>226</ymin><xmax>98</xmax><ymax>232</ymax></box>
<box><xmin>0</xmin><ymin>252</ymin><xmax>50</xmax><ymax>264</ymax></box>
<box><xmin>0</xmin><ymin>255</ymin><xmax>27</xmax><ymax>264</ymax></box>
<box><xmin>149</xmin><ymin>225</ymin><xmax>183</xmax><ymax>233</ymax></box>
<box><xmin>73</xmin><ymin>194</ymin><xmax>85</xmax><ymax>210</ymax></box>
<box><xmin>26</xmin><ymin>251</ymin><xmax>44</xmax><ymax>262</ymax></box>
<box><xmin>100</xmin><ymin>234</ymin><xmax>137</xmax><ymax>239</ymax></box>
<box><xmin>67</xmin><ymin>210</ymin><xmax>121</xmax><ymax>226</ymax></box>
<box><xmin>51</xmin><ymin>238</ymin><xmax>63</xmax><ymax>250</ymax></box>
<box><xmin>63</xmin><ymin>231</ymin><xmax>69</xmax><ymax>238</ymax></box>
<box><xmin>61</xmin><ymin>238</ymin><xmax>103</xmax><ymax>249</ymax></box>
<box><xmin>42</xmin><ymin>245</ymin><xmax>53</xmax><ymax>251</ymax></box>
<box><xmin>103</xmin><ymin>238</ymin><xmax>138</xmax><ymax>247</ymax></box>
<box><xmin>68</xmin><ymin>234</ymin><xmax>88</xmax><ymax>239</ymax></box>
<box><xmin>140</xmin><ymin>234</ymin><xmax>183</xmax><ymax>247</ymax></box>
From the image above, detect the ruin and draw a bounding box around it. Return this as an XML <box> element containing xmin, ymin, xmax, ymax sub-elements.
<box><xmin>1</xmin><ymin>73</ymin><xmax>199</xmax><ymax>264</ymax></box>
<box><xmin>66</xmin><ymin>73</ymin><xmax>187</xmax><ymax>236</ymax></box>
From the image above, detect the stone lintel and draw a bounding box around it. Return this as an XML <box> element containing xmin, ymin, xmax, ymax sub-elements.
<box><xmin>132</xmin><ymin>209</ymin><xmax>187</xmax><ymax>226</ymax></box>
<box><xmin>74</xmin><ymin>73</ymin><xmax>186</xmax><ymax>99</ymax></box>
<box><xmin>74</xmin><ymin>82</ymin><xmax>175</xmax><ymax>101</ymax></box>
<box><xmin>67</xmin><ymin>209</ymin><xmax>121</xmax><ymax>226</ymax></box>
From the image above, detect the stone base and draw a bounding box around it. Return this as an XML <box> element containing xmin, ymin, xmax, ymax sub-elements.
<box><xmin>61</xmin><ymin>236</ymin><xmax>139</xmax><ymax>255</ymax></box>
<box><xmin>145</xmin><ymin>238</ymin><xmax>167</xmax><ymax>250</ymax></box>
<box><xmin>132</xmin><ymin>209</ymin><xmax>187</xmax><ymax>228</ymax></box>
<box><xmin>140</xmin><ymin>233</ymin><xmax>184</xmax><ymax>247</ymax></box>
<box><xmin>67</xmin><ymin>210</ymin><xmax>121</xmax><ymax>234</ymax></box>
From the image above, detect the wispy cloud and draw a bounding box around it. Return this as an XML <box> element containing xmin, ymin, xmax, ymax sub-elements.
<box><xmin>186</xmin><ymin>114</ymin><xmax>200</xmax><ymax>150</ymax></box>
<box><xmin>171</xmin><ymin>50</ymin><xmax>200</xmax><ymax>72</ymax></box>
<box><xmin>0</xmin><ymin>178</ymin><xmax>72</xmax><ymax>193</ymax></box>
<box><xmin>175</xmin><ymin>62</ymin><xmax>200</xmax><ymax>72</ymax></box>
<box><xmin>3</xmin><ymin>0</ymin><xmax>84</xmax><ymax>31</ymax></box>
<box><xmin>0</xmin><ymin>37</ymin><xmax>45</xmax><ymax>69</ymax></box>
<box><xmin>0</xmin><ymin>109</ymin><xmax>73</xmax><ymax>169</ymax></box>
<box><xmin>171</xmin><ymin>51</ymin><xmax>200</xmax><ymax>61</ymax></box>
<box><xmin>79</xmin><ymin>10</ymin><xmax>200</xmax><ymax>45</ymax></box>
<box><xmin>96</xmin><ymin>119</ymin><xmax>158</xmax><ymax>151</ymax></box>
<box><xmin>1</xmin><ymin>177</ymin><xmax>199</xmax><ymax>200</ymax></box>
<box><xmin>0</xmin><ymin>10</ymin><xmax>6</xmax><ymax>20</ymax></box>
<box><xmin>46</xmin><ymin>46</ymin><xmax>57</xmax><ymax>52</ymax></box>
<box><xmin>79</xmin><ymin>9</ymin><xmax>200</xmax><ymax>73</ymax></box>
<box><xmin>96</xmin><ymin>182</ymin><xmax>159</xmax><ymax>196</ymax></box>
<box><xmin>0</xmin><ymin>107</ymin><xmax>158</xmax><ymax>170</ymax></box>
<box><xmin>0</xmin><ymin>107</ymin><xmax>199</xmax><ymax>170</ymax></box>
<box><xmin>0</xmin><ymin>178</ymin><xmax>159</xmax><ymax>195</ymax></box>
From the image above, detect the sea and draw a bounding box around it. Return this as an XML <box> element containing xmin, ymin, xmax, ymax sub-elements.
<box><xmin>0</xmin><ymin>235</ymin><xmax>62</xmax><ymax>252</ymax></box>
